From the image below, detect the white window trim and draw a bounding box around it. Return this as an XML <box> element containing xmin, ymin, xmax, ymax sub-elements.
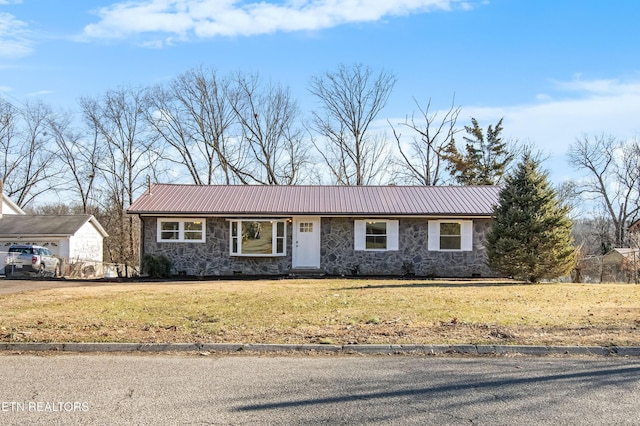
<box><xmin>354</xmin><ymin>220</ymin><xmax>399</xmax><ymax>251</ymax></box>
<box><xmin>157</xmin><ymin>218</ymin><xmax>206</xmax><ymax>243</ymax></box>
<box><xmin>229</xmin><ymin>219</ymin><xmax>287</xmax><ymax>257</ymax></box>
<box><xmin>428</xmin><ymin>220</ymin><xmax>473</xmax><ymax>252</ymax></box>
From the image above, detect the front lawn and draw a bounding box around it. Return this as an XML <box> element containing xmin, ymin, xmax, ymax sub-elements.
<box><xmin>1</xmin><ymin>278</ymin><xmax>639</xmax><ymax>346</ymax></box>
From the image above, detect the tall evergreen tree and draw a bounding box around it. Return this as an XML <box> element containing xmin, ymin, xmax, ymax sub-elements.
<box><xmin>486</xmin><ymin>153</ymin><xmax>576</xmax><ymax>282</ymax></box>
<box><xmin>443</xmin><ymin>117</ymin><xmax>514</xmax><ymax>185</ymax></box>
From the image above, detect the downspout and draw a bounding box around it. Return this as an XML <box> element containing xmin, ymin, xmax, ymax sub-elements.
<box><xmin>138</xmin><ymin>215</ymin><xmax>145</xmax><ymax>275</ymax></box>
<box><xmin>137</xmin><ymin>177</ymin><xmax>152</xmax><ymax>275</ymax></box>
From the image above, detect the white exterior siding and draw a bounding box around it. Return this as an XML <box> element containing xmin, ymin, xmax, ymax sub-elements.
<box><xmin>59</xmin><ymin>239</ymin><xmax>70</xmax><ymax>258</ymax></box>
<box><xmin>68</xmin><ymin>221</ymin><xmax>104</xmax><ymax>261</ymax></box>
<box><xmin>0</xmin><ymin>221</ymin><xmax>106</xmax><ymax>261</ymax></box>
<box><xmin>1</xmin><ymin>197</ymin><xmax>24</xmax><ymax>215</ymax></box>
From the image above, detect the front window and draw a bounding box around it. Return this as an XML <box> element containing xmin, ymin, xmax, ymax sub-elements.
<box><xmin>354</xmin><ymin>219</ymin><xmax>398</xmax><ymax>251</ymax></box>
<box><xmin>157</xmin><ymin>219</ymin><xmax>206</xmax><ymax>243</ymax></box>
<box><xmin>184</xmin><ymin>221</ymin><xmax>204</xmax><ymax>240</ymax></box>
<box><xmin>439</xmin><ymin>222</ymin><xmax>461</xmax><ymax>250</ymax></box>
<box><xmin>160</xmin><ymin>221</ymin><xmax>179</xmax><ymax>240</ymax></box>
<box><xmin>230</xmin><ymin>220</ymin><xmax>286</xmax><ymax>256</ymax></box>
<box><xmin>366</xmin><ymin>221</ymin><xmax>388</xmax><ymax>250</ymax></box>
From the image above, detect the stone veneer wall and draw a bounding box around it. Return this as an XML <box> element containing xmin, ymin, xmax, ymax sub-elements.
<box><xmin>320</xmin><ymin>217</ymin><xmax>497</xmax><ymax>278</ymax></box>
<box><xmin>142</xmin><ymin>216</ymin><xmax>497</xmax><ymax>278</ymax></box>
<box><xmin>142</xmin><ymin>217</ymin><xmax>293</xmax><ymax>276</ymax></box>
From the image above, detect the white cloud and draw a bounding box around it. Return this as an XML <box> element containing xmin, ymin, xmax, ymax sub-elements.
<box><xmin>384</xmin><ymin>76</ymin><xmax>640</xmax><ymax>183</ymax></box>
<box><xmin>466</xmin><ymin>79</ymin><xmax>640</xmax><ymax>182</ymax></box>
<box><xmin>27</xmin><ymin>90</ymin><xmax>53</xmax><ymax>97</ymax></box>
<box><xmin>552</xmin><ymin>76</ymin><xmax>640</xmax><ymax>97</ymax></box>
<box><xmin>463</xmin><ymin>79</ymin><xmax>640</xmax><ymax>158</ymax></box>
<box><xmin>0</xmin><ymin>12</ymin><xmax>33</xmax><ymax>57</ymax></box>
<box><xmin>83</xmin><ymin>0</ymin><xmax>470</xmax><ymax>43</ymax></box>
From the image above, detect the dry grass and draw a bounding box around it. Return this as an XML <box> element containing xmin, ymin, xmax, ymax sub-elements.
<box><xmin>1</xmin><ymin>278</ymin><xmax>639</xmax><ymax>346</ymax></box>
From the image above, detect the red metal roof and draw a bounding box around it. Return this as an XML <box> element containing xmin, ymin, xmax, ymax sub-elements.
<box><xmin>127</xmin><ymin>184</ymin><xmax>500</xmax><ymax>216</ymax></box>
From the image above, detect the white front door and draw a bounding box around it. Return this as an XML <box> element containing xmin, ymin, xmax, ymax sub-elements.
<box><xmin>292</xmin><ymin>217</ymin><xmax>321</xmax><ymax>269</ymax></box>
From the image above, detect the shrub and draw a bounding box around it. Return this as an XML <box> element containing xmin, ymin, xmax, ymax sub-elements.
<box><xmin>142</xmin><ymin>254</ymin><xmax>172</xmax><ymax>278</ymax></box>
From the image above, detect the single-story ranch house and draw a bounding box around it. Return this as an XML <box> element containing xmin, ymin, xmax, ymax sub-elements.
<box><xmin>127</xmin><ymin>184</ymin><xmax>502</xmax><ymax>278</ymax></box>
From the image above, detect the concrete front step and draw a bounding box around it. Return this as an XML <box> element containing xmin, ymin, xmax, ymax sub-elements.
<box><xmin>288</xmin><ymin>268</ymin><xmax>327</xmax><ymax>277</ymax></box>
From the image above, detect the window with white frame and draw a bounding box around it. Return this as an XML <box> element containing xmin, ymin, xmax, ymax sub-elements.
<box><xmin>440</xmin><ymin>222</ymin><xmax>461</xmax><ymax>250</ymax></box>
<box><xmin>366</xmin><ymin>221</ymin><xmax>387</xmax><ymax>249</ymax></box>
<box><xmin>230</xmin><ymin>220</ymin><xmax>286</xmax><ymax>256</ymax></box>
<box><xmin>354</xmin><ymin>220</ymin><xmax>399</xmax><ymax>251</ymax></box>
<box><xmin>428</xmin><ymin>220</ymin><xmax>473</xmax><ymax>251</ymax></box>
<box><xmin>157</xmin><ymin>219</ymin><xmax>206</xmax><ymax>243</ymax></box>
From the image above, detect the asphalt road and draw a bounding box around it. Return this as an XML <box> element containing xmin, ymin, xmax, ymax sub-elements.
<box><xmin>0</xmin><ymin>353</ymin><xmax>639</xmax><ymax>425</ymax></box>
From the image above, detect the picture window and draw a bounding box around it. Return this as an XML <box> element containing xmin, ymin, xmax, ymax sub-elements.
<box><xmin>230</xmin><ymin>220</ymin><xmax>286</xmax><ymax>256</ymax></box>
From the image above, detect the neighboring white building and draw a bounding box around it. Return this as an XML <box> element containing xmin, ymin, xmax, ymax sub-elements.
<box><xmin>0</xmin><ymin>214</ymin><xmax>109</xmax><ymax>262</ymax></box>
<box><xmin>1</xmin><ymin>193</ymin><xmax>26</xmax><ymax>216</ymax></box>
<box><xmin>0</xmin><ymin>193</ymin><xmax>108</xmax><ymax>263</ymax></box>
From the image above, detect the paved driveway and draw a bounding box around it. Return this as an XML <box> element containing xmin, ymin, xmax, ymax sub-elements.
<box><xmin>0</xmin><ymin>278</ymin><xmax>110</xmax><ymax>295</ymax></box>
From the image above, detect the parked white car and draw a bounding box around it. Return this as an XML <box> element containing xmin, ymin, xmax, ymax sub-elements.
<box><xmin>4</xmin><ymin>244</ymin><xmax>61</xmax><ymax>278</ymax></box>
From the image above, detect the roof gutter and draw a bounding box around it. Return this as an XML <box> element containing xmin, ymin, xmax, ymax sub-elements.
<box><xmin>129</xmin><ymin>212</ymin><xmax>494</xmax><ymax>219</ymax></box>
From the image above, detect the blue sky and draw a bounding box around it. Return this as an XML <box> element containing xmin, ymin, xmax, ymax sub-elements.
<box><xmin>2</xmin><ymin>0</ymin><xmax>640</xmax><ymax>185</ymax></box>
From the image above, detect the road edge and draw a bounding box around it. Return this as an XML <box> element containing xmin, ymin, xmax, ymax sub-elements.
<box><xmin>1</xmin><ymin>342</ymin><xmax>639</xmax><ymax>356</ymax></box>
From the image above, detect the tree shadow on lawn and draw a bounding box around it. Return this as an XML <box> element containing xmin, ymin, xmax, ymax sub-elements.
<box><xmin>343</xmin><ymin>280</ymin><xmax>527</xmax><ymax>290</ymax></box>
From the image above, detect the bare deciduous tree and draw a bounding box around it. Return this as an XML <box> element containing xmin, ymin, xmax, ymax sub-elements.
<box><xmin>308</xmin><ymin>63</ymin><xmax>396</xmax><ymax>185</ymax></box>
<box><xmin>390</xmin><ymin>97</ymin><xmax>460</xmax><ymax>185</ymax></box>
<box><xmin>145</xmin><ymin>66</ymin><xmax>242</xmax><ymax>185</ymax></box>
<box><xmin>48</xmin><ymin>111</ymin><xmax>101</xmax><ymax>213</ymax></box>
<box><xmin>229</xmin><ymin>72</ymin><xmax>308</xmax><ymax>185</ymax></box>
<box><xmin>572</xmin><ymin>216</ymin><xmax>615</xmax><ymax>256</ymax></box>
<box><xmin>0</xmin><ymin>98</ymin><xmax>19</xmax><ymax>191</ymax></box>
<box><xmin>80</xmin><ymin>86</ymin><xmax>159</xmax><ymax>269</ymax></box>
<box><xmin>0</xmin><ymin>99</ymin><xmax>61</xmax><ymax>207</ymax></box>
<box><xmin>567</xmin><ymin>134</ymin><xmax>640</xmax><ymax>247</ymax></box>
